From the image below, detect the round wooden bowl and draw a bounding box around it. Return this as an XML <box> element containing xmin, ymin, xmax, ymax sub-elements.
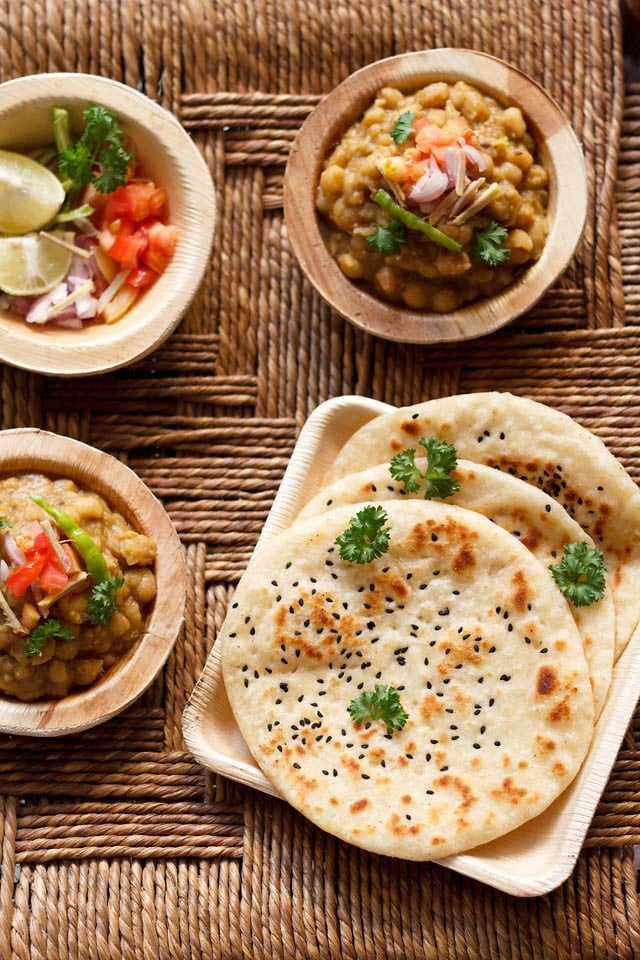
<box><xmin>0</xmin><ymin>429</ymin><xmax>185</xmax><ymax>736</ymax></box>
<box><xmin>0</xmin><ymin>73</ymin><xmax>216</xmax><ymax>376</ymax></box>
<box><xmin>284</xmin><ymin>49</ymin><xmax>587</xmax><ymax>344</ymax></box>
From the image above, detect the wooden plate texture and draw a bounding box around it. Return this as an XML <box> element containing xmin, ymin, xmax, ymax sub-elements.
<box><xmin>284</xmin><ymin>49</ymin><xmax>587</xmax><ymax>344</ymax></box>
<box><xmin>0</xmin><ymin>428</ymin><xmax>186</xmax><ymax>736</ymax></box>
<box><xmin>0</xmin><ymin>73</ymin><xmax>216</xmax><ymax>376</ymax></box>
<box><xmin>183</xmin><ymin>396</ymin><xmax>640</xmax><ymax>896</ymax></box>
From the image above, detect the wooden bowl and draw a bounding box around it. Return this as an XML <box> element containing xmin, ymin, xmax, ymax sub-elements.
<box><xmin>284</xmin><ymin>49</ymin><xmax>587</xmax><ymax>344</ymax></box>
<box><xmin>0</xmin><ymin>73</ymin><xmax>216</xmax><ymax>376</ymax></box>
<box><xmin>0</xmin><ymin>428</ymin><xmax>185</xmax><ymax>736</ymax></box>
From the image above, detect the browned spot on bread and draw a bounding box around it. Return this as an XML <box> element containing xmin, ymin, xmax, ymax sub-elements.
<box><xmin>536</xmin><ymin>665</ymin><xmax>558</xmax><ymax>697</ymax></box>
<box><xmin>274</xmin><ymin>605</ymin><xmax>286</xmax><ymax>627</ymax></box>
<box><xmin>434</xmin><ymin>773</ymin><xmax>477</xmax><ymax>811</ymax></box>
<box><xmin>329</xmin><ymin>797</ymin><xmax>339</xmax><ymax>806</ymax></box>
<box><xmin>341</xmin><ymin>755</ymin><xmax>360</xmax><ymax>775</ymax></box>
<box><xmin>520</xmin><ymin>530</ymin><xmax>541</xmax><ymax>551</ymax></box>
<box><xmin>390</xmin><ymin>438</ymin><xmax>403</xmax><ymax>453</ymax></box>
<box><xmin>547</xmin><ymin>696</ymin><xmax>571</xmax><ymax>723</ymax></box>
<box><xmin>350</xmin><ymin>798</ymin><xmax>370</xmax><ymax>814</ymax></box>
<box><xmin>369</xmin><ymin>747</ymin><xmax>386</xmax><ymax>763</ymax></box>
<box><xmin>401</xmin><ymin>794</ymin><xmax>412</xmax><ymax>805</ymax></box>
<box><xmin>552</xmin><ymin>762</ymin><xmax>567</xmax><ymax>777</ymax></box>
<box><xmin>535</xmin><ymin>735</ymin><xmax>557</xmax><ymax>754</ymax></box>
<box><xmin>400</xmin><ymin>419</ymin><xmax>421</xmax><ymax>438</ymax></box>
<box><xmin>453</xmin><ymin>543</ymin><xmax>476</xmax><ymax>572</ymax></box>
<box><xmin>492</xmin><ymin>776</ymin><xmax>528</xmax><ymax>804</ymax></box>
<box><xmin>510</xmin><ymin>569</ymin><xmax>530</xmax><ymax>612</ymax></box>
<box><xmin>388</xmin><ymin>813</ymin><xmax>421</xmax><ymax>836</ymax></box>
<box><xmin>431</xmin><ymin>836</ymin><xmax>446</xmax><ymax>846</ymax></box>
<box><xmin>421</xmin><ymin>693</ymin><xmax>446</xmax><ymax>721</ymax></box>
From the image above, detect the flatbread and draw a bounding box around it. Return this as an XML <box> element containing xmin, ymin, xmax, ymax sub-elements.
<box><xmin>298</xmin><ymin>458</ymin><xmax>614</xmax><ymax>717</ymax></box>
<box><xmin>323</xmin><ymin>392</ymin><xmax>640</xmax><ymax>660</ymax></box>
<box><xmin>222</xmin><ymin>499</ymin><xmax>594</xmax><ymax>861</ymax></box>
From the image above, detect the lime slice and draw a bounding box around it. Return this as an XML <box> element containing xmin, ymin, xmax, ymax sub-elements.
<box><xmin>0</xmin><ymin>149</ymin><xmax>65</xmax><ymax>234</ymax></box>
<box><xmin>0</xmin><ymin>231</ymin><xmax>73</xmax><ymax>296</ymax></box>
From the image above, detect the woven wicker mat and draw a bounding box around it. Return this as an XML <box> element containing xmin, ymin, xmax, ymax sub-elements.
<box><xmin>0</xmin><ymin>1</ymin><xmax>639</xmax><ymax>957</ymax></box>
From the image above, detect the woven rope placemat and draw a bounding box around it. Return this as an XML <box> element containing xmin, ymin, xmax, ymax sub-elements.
<box><xmin>0</xmin><ymin>1</ymin><xmax>638</xmax><ymax>957</ymax></box>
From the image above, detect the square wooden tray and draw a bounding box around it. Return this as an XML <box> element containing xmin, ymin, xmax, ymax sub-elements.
<box><xmin>182</xmin><ymin>395</ymin><xmax>640</xmax><ymax>896</ymax></box>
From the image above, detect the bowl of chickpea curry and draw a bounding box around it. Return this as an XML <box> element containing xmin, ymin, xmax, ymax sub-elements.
<box><xmin>284</xmin><ymin>49</ymin><xmax>587</xmax><ymax>343</ymax></box>
<box><xmin>0</xmin><ymin>428</ymin><xmax>185</xmax><ymax>735</ymax></box>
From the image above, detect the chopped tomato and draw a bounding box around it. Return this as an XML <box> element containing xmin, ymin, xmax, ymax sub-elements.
<box><xmin>38</xmin><ymin>560</ymin><xmax>69</xmax><ymax>594</ymax></box>
<box><xmin>104</xmin><ymin>182</ymin><xmax>168</xmax><ymax>224</ymax></box>
<box><xmin>141</xmin><ymin>221</ymin><xmax>178</xmax><ymax>274</ymax></box>
<box><xmin>127</xmin><ymin>266</ymin><xmax>157</xmax><ymax>288</ymax></box>
<box><xmin>6</xmin><ymin>553</ymin><xmax>47</xmax><ymax>596</ymax></box>
<box><xmin>108</xmin><ymin>232</ymin><xmax>148</xmax><ymax>271</ymax></box>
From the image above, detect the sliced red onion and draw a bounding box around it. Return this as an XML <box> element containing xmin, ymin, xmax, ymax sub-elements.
<box><xmin>442</xmin><ymin>147</ymin><xmax>459</xmax><ymax>189</ymax></box>
<box><xmin>26</xmin><ymin>283</ymin><xmax>69</xmax><ymax>324</ymax></box>
<box><xmin>0</xmin><ymin>560</ymin><xmax>9</xmax><ymax>580</ymax></box>
<box><xmin>463</xmin><ymin>144</ymin><xmax>488</xmax><ymax>171</ymax></box>
<box><xmin>2</xmin><ymin>533</ymin><xmax>25</xmax><ymax>567</ymax></box>
<box><xmin>408</xmin><ymin>155</ymin><xmax>449</xmax><ymax>203</ymax></box>
<box><xmin>54</xmin><ymin>315</ymin><xmax>84</xmax><ymax>329</ymax></box>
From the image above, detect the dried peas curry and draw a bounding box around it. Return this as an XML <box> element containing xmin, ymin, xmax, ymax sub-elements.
<box><xmin>315</xmin><ymin>80</ymin><xmax>549</xmax><ymax>312</ymax></box>
<box><xmin>0</xmin><ymin>474</ymin><xmax>156</xmax><ymax>701</ymax></box>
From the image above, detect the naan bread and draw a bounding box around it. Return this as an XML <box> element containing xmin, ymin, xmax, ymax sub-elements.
<box><xmin>298</xmin><ymin>458</ymin><xmax>614</xmax><ymax>717</ymax></box>
<box><xmin>323</xmin><ymin>392</ymin><xmax>640</xmax><ymax>660</ymax></box>
<box><xmin>222</xmin><ymin>500</ymin><xmax>594</xmax><ymax>861</ymax></box>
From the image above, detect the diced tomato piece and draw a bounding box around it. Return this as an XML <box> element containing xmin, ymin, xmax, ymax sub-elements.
<box><xmin>140</xmin><ymin>221</ymin><xmax>178</xmax><ymax>275</ymax></box>
<box><xmin>127</xmin><ymin>266</ymin><xmax>157</xmax><ymax>288</ymax></box>
<box><xmin>103</xmin><ymin>182</ymin><xmax>168</xmax><ymax>224</ymax></box>
<box><xmin>6</xmin><ymin>553</ymin><xmax>46</xmax><ymax>596</ymax></box>
<box><xmin>109</xmin><ymin>233</ymin><xmax>148</xmax><ymax>271</ymax></box>
<box><xmin>38</xmin><ymin>561</ymin><xmax>69</xmax><ymax>594</ymax></box>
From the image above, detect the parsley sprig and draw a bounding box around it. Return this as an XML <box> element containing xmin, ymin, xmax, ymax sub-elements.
<box><xmin>349</xmin><ymin>684</ymin><xmax>409</xmax><ymax>735</ymax></box>
<box><xmin>366</xmin><ymin>220</ymin><xmax>406</xmax><ymax>256</ymax></box>
<box><xmin>24</xmin><ymin>619</ymin><xmax>74</xmax><ymax>658</ymax></box>
<box><xmin>335</xmin><ymin>505</ymin><xmax>391</xmax><ymax>565</ymax></box>
<box><xmin>548</xmin><ymin>543</ymin><xmax>606</xmax><ymax>607</ymax></box>
<box><xmin>471</xmin><ymin>220</ymin><xmax>510</xmax><ymax>267</ymax></box>
<box><xmin>390</xmin><ymin>111</ymin><xmax>415</xmax><ymax>145</ymax></box>
<box><xmin>389</xmin><ymin>437</ymin><xmax>461</xmax><ymax>500</ymax></box>
<box><xmin>57</xmin><ymin>105</ymin><xmax>132</xmax><ymax>195</ymax></box>
<box><xmin>87</xmin><ymin>575</ymin><xmax>124</xmax><ymax>625</ymax></box>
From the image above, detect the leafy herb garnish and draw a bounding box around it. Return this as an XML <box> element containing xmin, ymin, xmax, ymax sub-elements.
<box><xmin>87</xmin><ymin>575</ymin><xmax>124</xmax><ymax>624</ymax></box>
<box><xmin>471</xmin><ymin>220</ymin><xmax>510</xmax><ymax>267</ymax></box>
<box><xmin>349</xmin><ymin>684</ymin><xmax>409</xmax><ymax>735</ymax></box>
<box><xmin>389</xmin><ymin>436</ymin><xmax>461</xmax><ymax>500</ymax></box>
<box><xmin>335</xmin><ymin>505</ymin><xmax>391</xmax><ymax>565</ymax></box>
<box><xmin>548</xmin><ymin>543</ymin><xmax>606</xmax><ymax>607</ymax></box>
<box><xmin>391</xmin><ymin>110</ymin><xmax>415</xmax><ymax>145</ymax></box>
<box><xmin>366</xmin><ymin>220</ymin><xmax>406</xmax><ymax>256</ymax></box>
<box><xmin>57</xmin><ymin>105</ymin><xmax>131</xmax><ymax>195</ymax></box>
<box><xmin>0</xmin><ymin>516</ymin><xmax>10</xmax><ymax>530</ymax></box>
<box><xmin>24</xmin><ymin>619</ymin><xmax>74</xmax><ymax>658</ymax></box>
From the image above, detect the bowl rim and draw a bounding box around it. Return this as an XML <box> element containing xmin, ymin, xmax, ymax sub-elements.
<box><xmin>0</xmin><ymin>427</ymin><xmax>185</xmax><ymax>736</ymax></box>
<box><xmin>0</xmin><ymin>72</ymin><xmax>216</xmax><ymax>376</ymax></box>
<box><xmin>283</xmin><ymin>48</ymin><xmax>588</xmax><ymax>344</ymax></box>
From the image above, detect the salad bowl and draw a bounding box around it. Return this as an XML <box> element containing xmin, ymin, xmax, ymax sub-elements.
<box><xmin>0</xmin><ymin>73</ymin><xmax>216</xmax><ymax>376</ymax></box>
<box><xmin>284</xmin><ymin>49</ymin><xmax>587</xmax><ymax>344</ymax></box>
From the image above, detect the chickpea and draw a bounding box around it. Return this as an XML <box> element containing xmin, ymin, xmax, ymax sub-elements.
<box><xmin>524</xmin><ymin>164</ymin><xmax>548</xmax><ymax>190</ymax></box>
<box><xmin>417</xmin><ymin>82</ymin><xmax>450</xmax><ymax>108</ymax></box>
<box><xmin>461</xmin><ymin>90</ymin><xmax>490</xmax><ymax>123</ymax></box>
<box><xmin>431</xmin><ymin>288</ymin><xmax>463</xmax><ymax>313</ymax></box>
<box><xmin>401</xmin><ymin>280</ymin><xmax>430</xmax><ymax>310</ymax></box>
<box><xmin>125</xmin><ymin>568</ymin><xmax>157</xmax><ymax>605</ymax></box>
<box><xmin>434</xmin><ymin>250</ymin><xmax>472</xmax><ymax>278</ymax></box>
<box><xmin>363</xmin><ymin>106</ymin><xmax>386</xmax><ymax>127</ymax></box>
<box><xmin>506</xmin><ymin>228</ymin><xmax>534</xmax><ymax>264</ymax></box>
<box><xmin>319</xmin><ymin>164</ymin><xmax>345</xmax><ymax>197</ymax></box>
<box><xmin>337</xmin><ymin>252</ymin><xmax>365</xmax><ymax>280</ymax></box>
<box><xmin>47</xmin><ymin>660</ymin><xmax>69</xmax><ymax>687</ymax></box>
<box><xmin>380</xmin><ymin>87</ymin><xmax>403</xmax><ymax>108</ymax></box>
<box><xmin>375</xmin><ymin>265</ymin><xmax>404</xmax><ymax>299</ymax></box>
<box><xmin>501</xmin><ymin>106</ymin><xmax>527</xmax><ymax>138</ymax></box>
<box><xmin>495</xmin><ymin>162</ymin><xmax>523</xmax><ymax>187</ymax></box>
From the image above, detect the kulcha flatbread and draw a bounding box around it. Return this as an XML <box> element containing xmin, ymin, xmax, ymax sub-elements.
<box><xmin>322</xmin><ymin>392</ymin><xmax>640</xmax><ymax>660</ymax></box>
<box><xmin>222</xmin><ymin>500</ymin><xmax>595</xmax><ymax>861</ymax></box>
<box><xmin>297</xmin><ymin>459</ymin><xmax>615</xmax><ymax>717</ymax></box>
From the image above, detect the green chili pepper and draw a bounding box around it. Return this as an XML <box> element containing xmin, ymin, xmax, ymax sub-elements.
<box><xmin>30</xmin><ymin>494</ymin><xmax>110</xmax><ymax>584</ymax></box>
<box><xmin>373</xmin><ymin>189</ymin><xmax>463</xmax><ymax>253</ymax></box>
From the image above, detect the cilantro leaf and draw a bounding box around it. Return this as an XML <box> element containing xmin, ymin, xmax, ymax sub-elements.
<box><xmin>389</xmin><ymin>436</ymin><xmax>461</xmax><ymax>500</ymax></box>
<box><xmin>57</xmin><ymin>105</ymin><xmax>131</xmax><ymax>196</ymax></box>
<box><xmin>548</xmin><ymin>543</ymin><xmax>606</xmax><ymax>607</ymax></box>
<box><xmin>87</xmin><ymin>575</ymin><xmax>124</xmax><ymax>624</ymax></box>
<box><xmin>349</xmin><ymin>684</ymin><xmax>409</xmax><ymax>735</ymax></box>
<box><xmin>0</xmin><ymin>516</ymin><xmax>10</xmax><ymax>530</ymax></box>
<box><xmin>391</xmin><ymin>110</ymin><xmax>415</xmax><ymax>145</ymax></box>
<box><xmin>335</xmin><ymin>505</ymin><xmax>391</xmax><ymax>565</ymax></box>
<box><xmin>366</xmin><ymin>220</ymin><xmax>406</xmax><ymax>256</ymax></box>
<box><xmin>24</xmin><ymin>619</ymin><xmax>74</xmax><ymax>658</ymax></box>
<box><xmin>471</xmin><ymin>220</ymin><xmax>510</xmax><ymax>267</ymax></box>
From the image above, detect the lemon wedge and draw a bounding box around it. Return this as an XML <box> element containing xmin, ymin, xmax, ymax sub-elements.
<box><xmin>0</xmin><ymin>149</ymin><xmax>66</xmax><ymax>235</ymax></box>
<box><xmin>0</xmin><ymin>231</ymin><xmax>73</xmax><ymax>296</ymax></box>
